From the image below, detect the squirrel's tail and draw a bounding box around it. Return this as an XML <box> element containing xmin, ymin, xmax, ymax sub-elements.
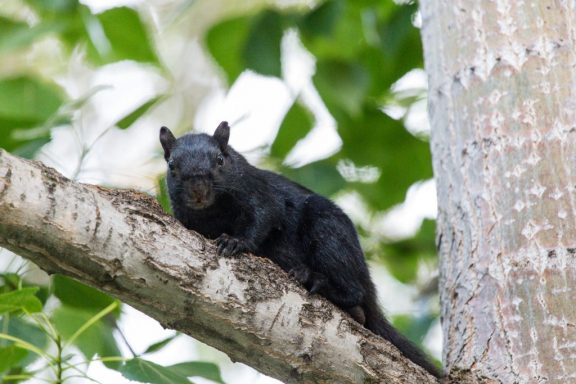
<box><xmin>362</xmin><ymin>287</ymin><xmax>442</xmax><ymax>378</ymax></box>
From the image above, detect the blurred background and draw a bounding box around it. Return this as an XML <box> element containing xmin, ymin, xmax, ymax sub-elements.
<box><xmin>0</xmin><ymin>0</ymin><xmax>440</xmax><ymax>383</ymax></box>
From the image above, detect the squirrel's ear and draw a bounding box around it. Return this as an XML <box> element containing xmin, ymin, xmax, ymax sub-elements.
<box><xmin>213</xmin><ymin>121</ymin><xmax>230</xmax><ymax>152</ymax></box>
<box><xmin>159</xmin><ymin>126</ymin><xmax>176</xmax><ymax>160</ymax></box>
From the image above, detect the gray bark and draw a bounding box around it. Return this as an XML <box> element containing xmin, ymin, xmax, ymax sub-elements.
<box><xmin>420</xmin><ymin>0</ymin><xmax>576</xmax><ymax>382</ymax></box>
<box><xmin>0</xmin><ymin>150</ymin><xmax>438</xmax><ymax>384</ymax></box>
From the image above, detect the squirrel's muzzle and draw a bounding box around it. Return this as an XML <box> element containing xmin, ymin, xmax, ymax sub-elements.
<box><xmin>184</xmin><ymin>179</ymin><xmax>215</xmax><ymax>209</ymax></box>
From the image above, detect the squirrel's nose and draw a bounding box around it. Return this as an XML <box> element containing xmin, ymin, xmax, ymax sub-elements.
<box><xmin>191</xmin><ymin>189</ymin><xmax>204</xmax><ymax>201</ymax></box>
<box><xmin>189</xmin><ymin>181</ymin><xmax>211</xmax><ymax>200</ymax></box>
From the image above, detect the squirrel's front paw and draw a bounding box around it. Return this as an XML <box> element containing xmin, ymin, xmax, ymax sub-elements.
<box><xmin>288</xmin><ymin>266</ymin><xmax>327</xmax><ymax>295</ymax></box>
<box><xmin>288</xmin><ymin>265</ymin><xmax>311</xmax><ymax>285</ymax></box>
<box><xmin>216</xmin><ymin>234</ymin><xmax>250</xmax><ymax>257</ymax></box>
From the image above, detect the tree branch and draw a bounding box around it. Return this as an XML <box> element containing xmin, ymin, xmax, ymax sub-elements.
<box><xmin>0</xmin><ymin>150</ymin><xmax>438</xmax><ymax>384</ymax></box>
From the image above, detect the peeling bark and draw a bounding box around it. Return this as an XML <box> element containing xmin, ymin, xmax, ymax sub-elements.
<box><xmin>421</xmin><ymin>0</ymin><xmax>576</xmax><ymax>382</ymax></box>
<box><xmin>0</xmin><ymin>150</ymin><xmax>438</xmax><ymax>384</ymax></box>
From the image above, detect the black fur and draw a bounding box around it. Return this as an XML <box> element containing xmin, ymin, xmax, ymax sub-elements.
<box><xmin>159</xmin><ymin>122</ymin><xmax>441</xmax><ymax>377</ymax></box>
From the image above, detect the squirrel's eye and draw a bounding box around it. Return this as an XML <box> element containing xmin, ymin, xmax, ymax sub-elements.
<box><xmin>168</xmin><ymin>160</ymin><xmax>175</xmax><ymax>171</ymax></box>
<box><xmin>217</xmin><ymin>154</ymin><xmax>224</xmax><ymax>166</ymax></box>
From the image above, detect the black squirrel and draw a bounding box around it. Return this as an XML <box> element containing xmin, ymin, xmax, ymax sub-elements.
<box><xmin>159</xmin><ymin>121</ymin><xmax>441</xmax><ymax>377</ymax></box>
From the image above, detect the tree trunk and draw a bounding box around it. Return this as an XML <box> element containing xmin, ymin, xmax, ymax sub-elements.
<box><xmin>0</xmin><ymin>150</ymin><xmax>438</xmax><ymax>384</ymax></box>
<box><xmin>420</xmin><ymin>0</ymin><xmax>576</xmax><ymax>382</ymax></box>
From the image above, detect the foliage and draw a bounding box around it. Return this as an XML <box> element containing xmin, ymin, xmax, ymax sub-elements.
<box><xmin>0</xmin><ymin>0</ymin><xmax>438</xmax><ymax>382</ymax></box>
<box><xmin>0</xmin><ymin>271</ymin><xmax>223</xmax><ymax>383</ymax></box>
<box><xmin>206</xmin><ymin>1</ymin><xmax>433</xmax><ymax>210</ymax></box>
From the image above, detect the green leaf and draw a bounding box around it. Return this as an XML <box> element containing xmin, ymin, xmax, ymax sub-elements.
<box><xmin>142</xmin><ymin>334</ymin><xmax>178</xmax><ymax>355</ymax></box>
<box><xmin>377</xmin><ymin>220</ymin><xmax>437</xmax><ymax>283</ymax></box>
<box><xmin>302</xmin><ymin>2</ymin><xmax>422</xmax><ymax>103</ymax></box>
<box><xmin>0</xmin><ymin>345</ymin><xmax>27</xmax><ymax>372</ymax></box>
<box><xmin>338</xmin><ymin>107</ymin><xmax>432</xmax><ymax>210</ymax></box>
<box><xmin>0</xmin><ymin>288</ymin><xmax>42</xmax><ymax>314</ymax></box>
<box><xmin>305</xmin><ymin>7</ymin><xmax>430</xmax><ymax>212</ymax></box>
<box><xmin>380</xmin><ymin>247</ymin><xmax>419</xmax><ymax>283</ymax></box>
<box><xmin>298</xmin><ymin>0</ymin><xmax>364</xmax><ymax>61</ymax></box>
<box><xmin>37</xmin><ymin>0</ymin><xmax>159</xmax><ymax>65</ymax></box>
<box><xmin>363</xmin><ymin>3</ymin><xmax>424</xmax><ymax>98</ymax></box>
<box><xmin>282</xmin><ymin>158</ymin><xmax>346</xmax><ymax>197</ymax></box>
<box><xmin>206</xmin><ymin>9</ymin><xmax>286</xmax><ymax>82</ymax></box>
<box><xmin>313</xmin><ymin>60</ymin><xmax>370</xmax><ymax>117</ymax></box>
<box><xmin>393</xmin><ymin>312</ymin><xmax>436</xmax><ymax>346</ymax></box>
<box><xmin>116</xmin><ymin>96</ymin><xmax>164</xmax><ymax>129</ymax></box>
<box><xmin>7</xmin><ymin>317</ymin><xmax>49</xmax><ymax>366</ymax></box>
<box><xmin>52</xmin><ymin>275</ymin><xmax>118</xmax><ymax>313</ymax></box>
<box><xmin>0</xmin><ymin>17</ymin><xmax>66</xmax><ymax>53</ymax></box>
<box><xmin>120</xmin><ymin>358</ymin><xmax>196</xmax><ymax>384</ymax></box>
<box><xmin>0</xmin><ymin>76</ymin><xmax>63</xmax><ymax>156</ymax></box>
<box><xmin>205</xmin><ymin>16</ymin><xmax>252</xmax><ymax>85</ymax></box>
<box><xmin>299</xmin><ymin>0</ymin><xmax>344</xmax><ymax>39</ymax></box>
<box><xmin>0</xmin><ymin>76</ymin><xmax>64</xmax><ymax>131</ymax></box>
<box><xmin>85</xmin><ymin>7</ymin><xmax>159</xmax><ymax>65</ymax></box>
<box><xmin>52</xmin><ymin>306</ymin><xmax>121</xmax><ymax>368</ymax></box>
<box><xmin>242</xmin><ymin>10</ymin><xmax>284</xmax><ymax>78</ymax></box>
<box><xmin>378</xmin><ymin>3</ymin><xmax>422</xmax><ymax>71</ymax></box>
<box><xmin>0</xmin><ymin>333</ymin><xmax>49</xmax><ymax>361</ymax></box>
<box><xmin>0</xmin><ymin>273</ymin><xmax>22</xmax><ymax>292</ymax></box>
<box><xmin>387</xmin><ymin>219</ymin><xmax>437</xmax><ymax>260</ymax></box>
<box><xmin>156</xmin><ymin>175</ymin><xmax>172</xmax><ymax>214</ymax></box>
<box><xmin>0</xmin><ymin>274</ymin><xmax>49</xmax><ymax>304</ymax></box>
<box><xmin>270</xmin><ymin>101</ymin><xmax>314</xmax><ymax>159</ymax></box>
<box><xmin>12</xmin><ymin>137</ymin><xmax>51</xmax><ymax>159</ymax></box>
<box><xmin>24</xmin><ymin>0</ymin><xmax>80</xmax><ymax>15</ymax></box>
<box><xmin>66</xmin><ymin>302</ymin><xmax>118</xmax><ymax>346</ymax></box>
<box><xmin>168</xmin><ymin>361</ymin><xmax>225</xmax><ymax>384</ymax></box>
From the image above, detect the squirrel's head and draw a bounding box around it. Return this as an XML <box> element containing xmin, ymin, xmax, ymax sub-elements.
<box><xmin>159</xmin><ymin>121</ymin><xmax>231</xmax><ymax>210</ymax></box>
